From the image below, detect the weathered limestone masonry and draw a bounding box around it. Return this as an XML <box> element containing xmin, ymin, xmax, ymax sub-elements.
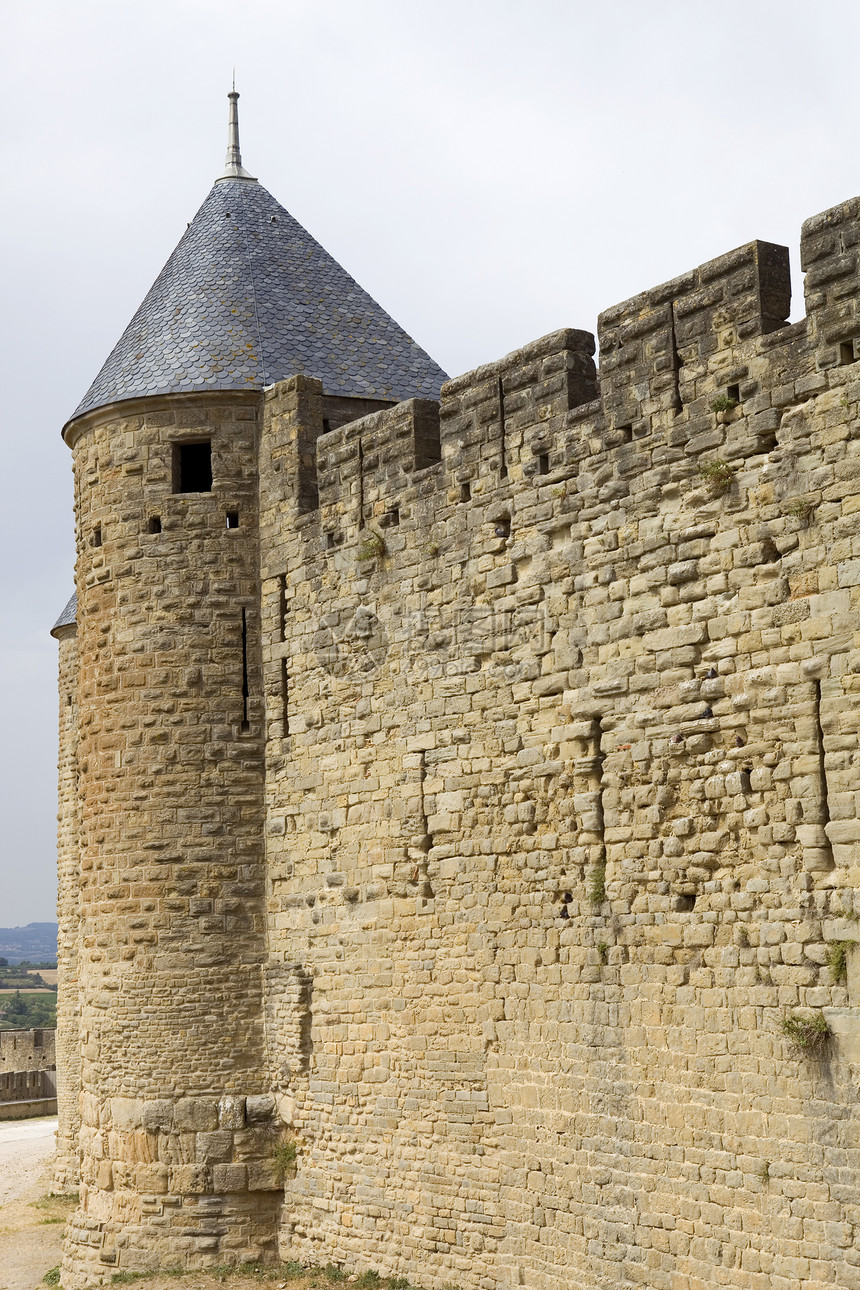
<box><xmin>57</xmin><ymin>173</ymin><xmax>860</xmax><ymax>1289</ymax></box>
<box><xmin>0</xmin><ymin>1029</ymin><xmax>57</xmax><ymax>1121</ymax></box>
<box><xmin>53</xmin><ymin>600</ymin><xmax>81</xmax><ymax>1186</ymax></box>
<box><xmin>60</xmin><ymin>393</ymin><xmax>280</xmax><ymax>1287</ymax></box>
<box><xmin>0</xmin><ymin>1027</ymin><xmax>56</xmax><ymax>1073</ymax></box>
<box><xmin>257</xmin><ymin>204</ymin><xmax>860</xmax><ymax>1290</ymax></box>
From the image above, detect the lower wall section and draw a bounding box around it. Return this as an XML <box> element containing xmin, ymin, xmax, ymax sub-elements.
<box><xmin>61</xmin><ymin>1094</ymin><xmax>284</xmax><ymax>1288</ymax></box>
<box><xmin>0</xmin><ymin>1097</ymin><xmax>57</xmax><ymax>1121</ymax></box>
<box><xmin>264</xmin><ymin>910</ymin><xmax>860</xmax><ymax>1290</ymax></box>
<box><xmin>64</xmin><ymin>1191</ymin><xmax>283</xmax><ymax>1290</ymax></box>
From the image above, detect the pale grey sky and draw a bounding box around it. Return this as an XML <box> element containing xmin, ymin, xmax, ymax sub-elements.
<box><xmin>2</xmin><ymin>0</ymin><xmax>858</xmax><ymax>924</ymax></box>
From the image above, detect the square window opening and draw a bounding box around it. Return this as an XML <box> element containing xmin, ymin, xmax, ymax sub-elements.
<box><xmin>841</xmin><ymin>340</ymin><xmax>856</xmax><ymax>365</ymax></box>
<box><xmin>459</xmin><ymin>482</ymin><xmax>472</xmax><ymax>503</ymax></box>
<box><xmin>727</xmin><ymin>384</ymin><xmax>741</xmax><ymax>404</ymax></box>
<box><xmin>147</xmin><ymin>516</ymin><xmax>162</xmax><ymax>535</ymax></box>
<box><xmin>174</xmin><ymin>440</ymin><xmax>212</xmax><ymax>493</ymax></box>
<box><xmin>226</xmin><ymin>511</ymin><xmax>239</xmax><ymax>529</ymax></box>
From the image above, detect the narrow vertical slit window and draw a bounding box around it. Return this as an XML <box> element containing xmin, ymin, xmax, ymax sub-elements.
<box><xmin>537</xmin><ymin>452</ymin><xmax>550</xmax><ymax>476</ymax></box>
<box><xmin>727</xmin><ymin>383</ymin><xmax>741</xmax><ymax>404</ymax></box>
<box><xmin>498</xmin><ymin>375</ymin><xmax>508</xmax><ymax>479</ymax></box>
<box><xmin>147</xmin><ymin>516</ymin><xmax>162</xmax><ymax>535</ymax></box>
<box><xmin>357</xmin><ymin>439</ymin><xmax>365</xmax><ymax>528</ymax></box>
<box><xmin>813</xmin><ymin>680</ymin><xmax>834</xmax><ymax>867</ymax></box>
<box><xmin>92</xmin><ymin>524</ymin><xmax>102</xmax><ymax>548</ymax></box>
<box><xmin>459</xmin><ymin>481</ymin><xmax>471</xmax><ymax>503</ymax></box>
<box><xmin>240</xmin><ymin>608</ymin><xmax>250</xmax><ymax>732</ymax></box>
<box><xmin>281</xmin><ymin>657</ymin><xmax>290</xmax><ymax>737</ymax></box>
<box><xmin>226</xmin><ymin>511</ymin><xmax>239</xmax><ymax>529</ymax></box>
<box><xmin>669</xmin><ymin>303</ymin><xmax>683</xmax><ymax>415</ymax></box>
<box><xmin>279</xmin><ymin>575</ymin><xmax>287</xmax><ymax>643</ymax></box>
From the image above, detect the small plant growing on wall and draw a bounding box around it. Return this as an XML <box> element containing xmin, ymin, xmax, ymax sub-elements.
<box><xmin>272</xmin><ymin>1139</ymin><xmax>298</xmax><ymax>1182</ymax></box>
<box><xmin>781</xmin><ymin>1011</ymin><xmax>830</xmax><ymax>1052</ymax></box>
<box><xmin>785</xmin><ymin>498</ymin><xmax>816</xmax><ymax>524</ymax></box>
<box><xmin>710</xmin><ymin>393</ymin><xmax>739</xmax><ymax>415</ymax></box>
<box><xmin>589</xmin><ymin>864</ymin><xmax>606</xmax><ymax>907</ymax></box>
<box><xmin>597</xmin><ymin>942</ymin><xmax>609</xmax><ymax>964</ymax></box>
<box><xmin>827</xmin><ymin>941</ymin><xmax>853</xmax><ymax>983</ymax></box>
<box><xmin>357</xmin><ymin>530</ymin><xmax>385</xmax><ymax>563</ymax></box>
<box><xmin>698</xmin><ymin>458</ymin><xmax>734</xmax><ymax>494</ymax></box>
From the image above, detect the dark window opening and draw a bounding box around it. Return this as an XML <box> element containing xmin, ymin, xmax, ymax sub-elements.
<box><xmin>226</xmin><ymin>511</ymin><xmax>239</xmax><ymax>529</ymax></box>
<box><xmin>278</xmin><ymin>574</ymin><xmax>288</xmax><ymax>642</ymax></box>
<box><xmin>282</xmin><ymin>657</ymin><xmax>290</xmax><ymax>737</ymax></box>
<box><xmin>537</xmin><ymin>452</ymin><xmax>550</xmax><ymax>475</ymax></box>
<box><xmin>147</xmin><ymin>516</ymin><xmax>162</xmax><ymax>535</ymax></box>
<box><xmin>841</xmin><ymin>341</ymin><xmax>855</xmax><ymax>365</ymax></box>
<box><xmin>240</xmin><ymin>608</ymin><xmax>250</xmax><ymax>732</ymax></box>
<box><xmin>380</xmin><ymin>507</ymin><xmax>400</xmax><ymax>528</ymax></box>
<box><xmin>174</xmin><ymin>440</ymin><xmax>212</xmax><ymax>494</ymax></box>
<box><xmin>740</xmin><ymin>766</ymin><xmax>753</xmax><ymax>793</ymax></box>
<box><xmin>494</xmin><ymin>515</ymin><xmax>511</xmax><ymax>540</ymax></box>
<box><xmin>325</xmin><ymin>532</ymin><xmax>336</xmax><ymax>551</ymax></box>
<box><xmin>67</xmin><ymin>694</ymin><xmax>72</xmax><ymax>706</ymax></box>
<box><xmin>619</xmin><ymin>424</ymin><xmax>633</xmax><ymax>444</ymax></box>
<box><xmin>92</xmin><ymin>525</ymin><xmax>102</xmax><ymax>548</ymax></box>
<box><xmin>675</xmin><ymin>893</ymin><xmax>697</xmax><ymax>913</ymax></box>
<box><xmin>727</xmin><ymin>384</ymin><xmax>741</xmax><ymax>404</ymax></box>
<box><xmin>322</xmin><ymin>418</ymin><xmax>331</xmax><ymax>435</ymax></box>
<box><xmin>459</xmin><ymin>481</ymin><xmax>471</xmax><ymax>503</ymax></box>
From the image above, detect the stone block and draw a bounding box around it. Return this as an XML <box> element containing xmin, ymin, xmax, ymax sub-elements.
<box><xmin>196</xmin><ymin>1131</ymin><xmax>234</xmax><ymax>1164</ymax></box>
<box><xmin>244</xmin><ymin>1095</ymin><xmax>276</xmax><ymax>1125</ymax></box>
<box><xmin>174</xmin><ymin>1099</ymin><xmax>218</xmax><ymax>1132</ymax></box>
<box><xmin>212</xmin><ymin>1163</ymin><xmax>248</xmax><ymax>1192</ymax></box>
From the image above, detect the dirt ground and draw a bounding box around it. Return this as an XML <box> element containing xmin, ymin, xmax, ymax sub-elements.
<box><xmin>0</xmin><ymin>1116</ymin><xmax>70</xmax><ymax>1290</ymax></box>
<box><xmin>0</xmin><ymin>1118</ymin><xmax>446</xmax><ymax>1290</ymax></box>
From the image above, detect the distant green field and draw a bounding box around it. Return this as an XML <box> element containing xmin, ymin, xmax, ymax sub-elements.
<box><xmin>0</xmin><ymin>989</ymin><xmax>56</xmax><ymax>1030</ymax></box>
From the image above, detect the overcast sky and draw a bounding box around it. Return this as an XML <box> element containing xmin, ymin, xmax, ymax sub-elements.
<box><xmin>2</xmin><ymin>0</ymin><xmax>859</xmax><ymax>926</ymax></box>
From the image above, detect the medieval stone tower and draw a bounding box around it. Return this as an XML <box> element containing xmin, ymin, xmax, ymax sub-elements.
<box><xmin>53</xmin><ymin>93</ymin><xmax>446</xmax><ymax>1286</ymax></box>
<box><xmin>55</xmin><ymin>93</ymin><xmax>860</xmax><ymax>1290</ymax></box>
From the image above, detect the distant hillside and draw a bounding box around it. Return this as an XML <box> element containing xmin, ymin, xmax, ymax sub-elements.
<box><xmin>0</xmin><ymin>923</ymin><xmax>58</xmax><ymax>965</ymax></box>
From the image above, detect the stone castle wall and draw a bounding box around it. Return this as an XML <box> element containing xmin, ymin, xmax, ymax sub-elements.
<box><xmin>58</xmin><ymin>191</ymin><xmax>860</xmax><ymax>1289</ymax></box>
<box><xmin>0</xmin><ymin>1027</ymin><xmax>56</xmax><ymax>1073</ymax></box>
<box><xmin>255</xmin><ymin>200</ymin><xmax>860</xmax><ymax>1290</ymax></box>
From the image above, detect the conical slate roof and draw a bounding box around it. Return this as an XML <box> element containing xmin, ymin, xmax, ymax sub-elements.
<box><xmin>50</xmin><ymin>592</ymin><xmax>77</xmax><ymax>635</ymax></box>
<box><xmin>70</xmin><ymin>105</ymin><xmax>448</xmax><ymax>422</ymax></box>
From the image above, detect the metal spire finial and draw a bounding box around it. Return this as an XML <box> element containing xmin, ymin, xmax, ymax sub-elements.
<box><xmin>218</xmin><ymin>85</ymin><xmax>256</xmax><ymax>182</ymax></box>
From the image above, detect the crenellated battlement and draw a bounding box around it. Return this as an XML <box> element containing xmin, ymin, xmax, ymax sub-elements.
<box><xmin>262</xmin><ymin>197</ymin><xmax>860</xmax><ymax>543</ymax></box>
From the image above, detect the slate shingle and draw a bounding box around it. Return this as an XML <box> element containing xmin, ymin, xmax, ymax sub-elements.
<box><xmin>51</xmin><ymin>592</ymin><xmax>78</xmax><ymax>634</ymax></box>
<box><xmin>70</xmin><ymin>178</ymin><xmax>448</xmax><ymax>422</ymax></box>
